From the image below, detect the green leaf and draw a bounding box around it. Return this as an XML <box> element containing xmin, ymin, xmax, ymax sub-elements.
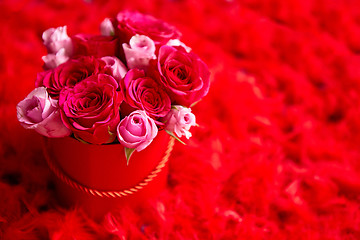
<box><xmin>124</xmin><ymin>147</ymin><xmax>136</xmax><ymax>165</ymax></box>
<box><xmin>165</xmin><ymin>130</ymin><xmax>186</xmax><ymax>145</ymax></box>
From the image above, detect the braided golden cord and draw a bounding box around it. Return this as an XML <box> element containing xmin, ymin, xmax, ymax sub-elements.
<box><xmin>43</xmin><ymin>138</ymin><xmax>175</xmax><ymax>198</ymax></box>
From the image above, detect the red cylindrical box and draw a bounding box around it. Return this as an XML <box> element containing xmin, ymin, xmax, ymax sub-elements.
<box><xmin>43</xmin><ymin>131</ymin><xmax>173</xmax><ymax>219</ymax></box>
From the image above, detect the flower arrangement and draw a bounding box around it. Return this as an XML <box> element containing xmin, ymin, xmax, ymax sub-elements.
<box><xmin>16</xmin><ymin>11</ymin><xmax>210</xmax><ymax>163</ymax></box>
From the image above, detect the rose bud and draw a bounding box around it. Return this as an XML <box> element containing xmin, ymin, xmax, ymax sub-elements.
<box><xmin>59</xmin><ymin>74</ymin><xmax>122</xmax><ymax>144</ymax></box>
<box><xmin>16</xmin><ymin>87</ymin><xmax>71</xmax><ymax>138</ymax></box>
<box><xmin>42</xmin><ymin>26</ymin><xmax>73</xmax><ymax>69</ymax></box>
<box><xmin>36</xmin><ymin>56</ymin><xmax>107</xmax><ymax>99</ymax></box>
<box><xmin>71</xmin><ymin>34</ymin><xmax>118</xmax><ymax>58</ymax></box>
<box><xmin>120</xmin><ymin>69</ymin><xmax>171</xmax><ymax>120</ymax></box>
<box><xmin>116</xmin><ymin>11</ymin><xmax>181</xmax><ymax>46</ymax></box>
<box><xmin>100</xmin><ymin>18</ymin><xmax>115</xmax><ymax>36</ymax></box>
<box><xmin>157</xmin><ymin>45</ymin><xmax>210</xmax><ymax>107</ymax></box>
<box><xmin>117</xmin><ymin>110</ymin><xmax>158</xmax><ymax>152</ymax></box>
<box><xmin>163</xmin><ymin>105</ymin><xmax>196</xmax><ymax>139</ymax></box>
<box><xmin>123</xmin><ymin>34</ymin><xmax>156</xmax><ymax>69</ymax></box>
<box><xmin>101</xmin><ymin>56</ymin><xmax>128</xmax><ymax>80</ymax></box>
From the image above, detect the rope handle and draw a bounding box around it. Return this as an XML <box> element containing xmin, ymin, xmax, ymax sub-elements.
<box><xmin>43</xmin><ymin>138</ymin><xmax>175</xmax><ymax>198</ymax></box>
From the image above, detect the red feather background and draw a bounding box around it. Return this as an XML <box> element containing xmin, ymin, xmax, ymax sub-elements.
<box><xmin>1</xmin><ymin>0</ymin><xmax>360</xmax><ymax>239</ymax></box>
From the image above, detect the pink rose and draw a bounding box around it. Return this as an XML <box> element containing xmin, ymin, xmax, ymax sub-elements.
<box><xmin>157</xmin><ymin>45</ymin><xmax>210</xmax><ymax>107</ymax></box>
<box><xmin>42</xmin><ymin>26</ymin><xmax>72</xmax><ymax>55</ymax></box>
<box><xmin>42</xmin><ymin>26</ymin><xmax>73</xmax><ymax>69</ymax></box>
<box><xmin>59</xmin><ymin>74</ymin><xmax>122</xmax><ymax>144</ymax></box>
<box><xmin>101</xmin><ymin>56</ymin><xmax>128</xmax><ymax>80</ymax></box>
<box><xmin>71</xmin><ymin>34</ymin><xmax>119</xmax><ymax>58</ymax></box>
<box><xmin>116</xmin><ymin>11</ymin><xmax>181</xmax><ymax>46</ymax></box>
<box><xmin>16</xmin><ymin>87</ymin><xmax>71</xmax><ymax>138</ymax></box>
<box><xmin>35</xmin><ymin>57</ymin><xmax>107</xmax><ymax>99</ymax></box>
<box><xmin>123</xmin><ymin>34</ymin><xmax>156</xmax><ymax>69</ymax></box>
<box><xmin>117</xmin><ymin>110</ymin><xmax>158</xmax><ymax>151</ymax></box>
<box><xmin>100</xmin><ymin>18</ymin><xmax>115</xmax><ymax>36</ymax></box>
<box><xmin>164</xmin><ymin>105</ymin><xmax>196</xmax><ymax>139</ymax></box>
<box><xmin>42</xmin><ymin>48</ymin><xmax>69</xmax><ymax>70</ymax></box>
<box><xmin>120</xmin><ymin>69</ymin><xmax>171</xmax><ymax>119</ymax></box>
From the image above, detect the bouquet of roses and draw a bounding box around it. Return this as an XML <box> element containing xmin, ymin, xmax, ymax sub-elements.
<box><xmin>16</xmin><ymin>11</ymin><xmax>210</xmax><ymax>163</ymax></box>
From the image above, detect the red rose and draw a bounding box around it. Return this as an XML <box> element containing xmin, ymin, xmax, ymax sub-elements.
<box><xmin>59</xmin><ymin>74</ymin><xmax>122</xmax><ymax>144</ymax></box>
<box><xmin>71</xmin><ymin>34</ymin><xmax>119</xmax><ymax>58</ymax></box>
<box><xmin>157</xmin><ymin>45</ymin><xmax>210</xmax><ymax>107</ymax></box>
<box><xmin>116</xmin><ymin>11</ymin><xmax>181</xmax><ymax>46</ymax></box>
<box><xmin>35</xmin><ymin>57</ymin><xmax>106</xmax><ymax>99</ymax></box>
<box><xmin>120</xmin><ymin>69</ymin><xmax>171</xmax><ymax>120</ymax></box>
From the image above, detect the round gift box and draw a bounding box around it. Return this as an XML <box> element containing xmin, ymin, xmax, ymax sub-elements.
<box><xmin>43</xmin><ymin>131</ymin><xmax>174</xmax><ymax>219</ymax></box>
